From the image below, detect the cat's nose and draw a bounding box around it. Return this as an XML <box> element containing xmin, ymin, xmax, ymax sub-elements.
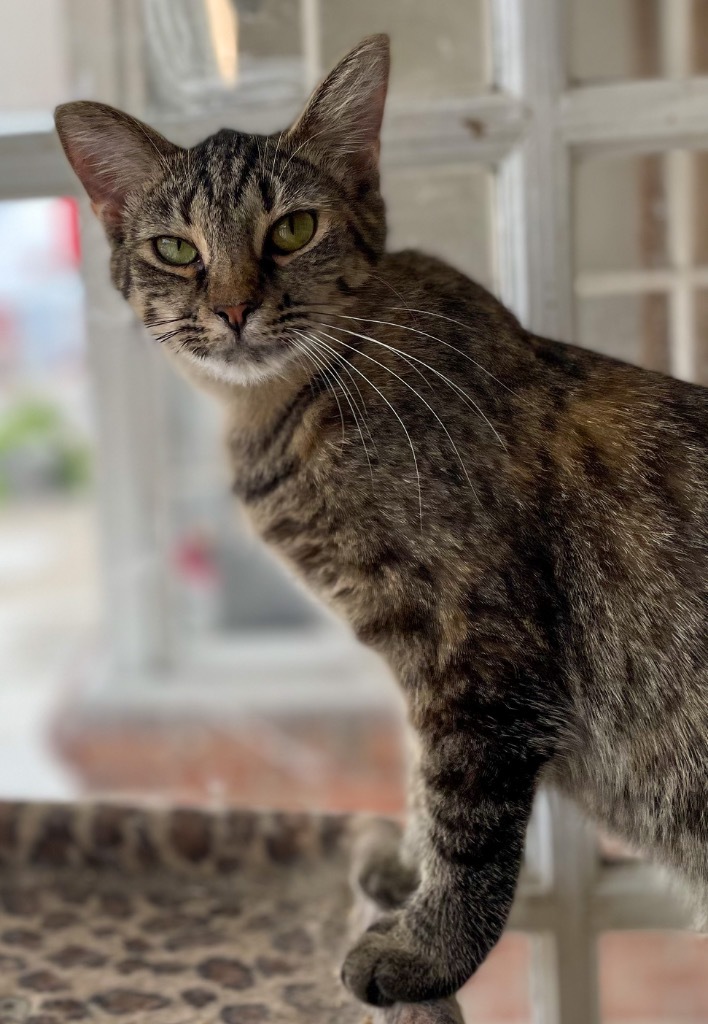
<box><xmin>213</xmin><ymin>302</ymin><xmax>255</xmax><ymax>331</ymax></box>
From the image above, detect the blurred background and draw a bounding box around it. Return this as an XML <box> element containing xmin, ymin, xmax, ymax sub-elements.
<box><xmin>1</xmin><ymin>1</ymin><xmax>708</xmax><ymax>1021</ymax></box>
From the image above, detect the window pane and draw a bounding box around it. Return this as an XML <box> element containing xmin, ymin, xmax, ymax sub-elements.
<box><xmin>576</xmin><ymin>294</ymin><xmax>670</xmax><ymax>374</ymax></box>
<box><xmin>144</xmin><ymin>0</ymin><xmax>306</xmax><ymax>116</ymax></box>
<box><xmin>0</xmin><ymin>1</ymin><xmax>70</xmax><ymax>130</ymax></box>
<box><xmin>568</xmin><ymin>0</ymin><xmax>662</xmax><ymax>84</ymax></box>
<box><xmin>384</xmin><ymin>164</ymin><xmax>494</xmax><ymax>288</ymax></box>
<box><xmin>598</xmin><ymin>831</ymin><xmax>643</xmax><ymax>863</ymax></box>
<box><xmin>321</xmin><ymin>0</ymin><xmax>490</xmax><ymax>101</ymax></box>
<box><xmin>575</xmin><ymin>150</ymin><xmax>708</xmax><ymax>382</ymax></box>
<box><xmin>600</xmin><ymin>932</ymin><xmax>708</xmax><ymax>1021</ymax></box>
<box><xmin>574</xmin><ymin>154</ymin><xmax>669</xmax><ymax>274</ymax></box>
<box><xmin>693</xmin><ymin>290</ymin><xmax>708</xmax><ymax>387</ymax></box>
<box><xmin>165</xmin><ymin>375</ymin><xmax>322</xmax><ymax>641</ymax></box>
<box><xmin>690</xmin><ymin>151</ymin><xmax>708</xmax><ymax>266</ymax></box>
<box><xmin>569</xmin><ymin>0</ymin><xmax>708</xmax><ymax>83</ymax></box>
<box><xmin>458</xmin><ymin>933</ymin><xmax>532</xmax><ymax>1022</ymax></box>
<box><xmin>0</xmin><ymin>198</ymin><xmax>96</xmax><ymax>799</ymax></box>
<box><xmin>690</xmin><ymin>0</ymin><xmax>708</xmax><ymax>74</ymax></box>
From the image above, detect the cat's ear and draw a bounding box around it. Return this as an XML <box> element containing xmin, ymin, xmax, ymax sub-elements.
<box><xmin>288</xmin><ymin>34</ymin><xmax>390</xmax><ymax>173</ymax></box>
<box><xmin>55</xmin><ymin>101</ymin><xmax>180</xmax><ymax>229</ymax></box>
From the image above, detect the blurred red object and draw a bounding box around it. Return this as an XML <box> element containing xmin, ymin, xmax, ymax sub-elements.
<box><xmin>52</xmin><ymin>197</ymin><xmax>81</xmax><ymax>268</ymax></box>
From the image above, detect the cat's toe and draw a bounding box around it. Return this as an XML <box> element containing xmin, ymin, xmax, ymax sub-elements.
<box><xmin>341</xmin><ymin>916</ymin><xmax>456</xmax><ymax>1006</ymax></box>
<box><xmin>357</xmin><ymin>850</ymin><xmax>419</xmax><ymax>909</ymax></box>
<box><xmin>354</xmin><ymin>821</ymin><xmax>419</xmax><ymax>910</ymax></box>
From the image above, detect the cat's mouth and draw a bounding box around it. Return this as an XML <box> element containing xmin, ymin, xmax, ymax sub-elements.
<box><xmin>180</xmin><ymin>326</ymin><xmax>294</xmax><ymax>385</ymax></box>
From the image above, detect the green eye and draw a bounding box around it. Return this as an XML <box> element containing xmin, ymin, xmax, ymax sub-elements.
<box><xmin>269</xmin><ymin>211</ymin><xmax>316</xmax><ymax>254</ymax></box>
<box><xmin>154</xmin><ymin>236</ymin><xmax>199</xmax><ymax>266</ymax></box>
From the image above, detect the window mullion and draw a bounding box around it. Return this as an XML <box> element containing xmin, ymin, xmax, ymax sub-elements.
<box><xmin>492</xmin><ymin>1</ymin><xmax>599</xmax><ymax>1021</ymax></box>
<box><xmin>661</xmin><ymin>0</ymin><xmax>696</xmax><ymax>380</ymax></box>
<box><xmin>67</xmin><ymin>0</ymin><xmax>175</xmax><ymax>680</ymax></box>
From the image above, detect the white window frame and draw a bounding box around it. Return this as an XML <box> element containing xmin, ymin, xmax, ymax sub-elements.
<box><xmin>0</xmin><ymin>1</ymin><xmax>702</xmax><ymax>1019</ymax></box>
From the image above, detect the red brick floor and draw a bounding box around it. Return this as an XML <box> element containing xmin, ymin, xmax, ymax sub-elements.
<box><xmin>55</xmin><ymin>713</ymin><xmax>708</xmax><ymax>1022</ymax></box>
<box><xmin>55</xmin><ymin>712</ymin><xmax>405</xmax><ymax>814</ymax></box>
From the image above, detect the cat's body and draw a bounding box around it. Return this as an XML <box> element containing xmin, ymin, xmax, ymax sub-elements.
<box><xmin>228</xmin><ymin>250</ymin><xmax>708</xmax><ymax>922</ymax></box>
<box><xmin>56</xmin><ymin>36</ymin><xmax>707</xmax><ymax>1007</ymax></box>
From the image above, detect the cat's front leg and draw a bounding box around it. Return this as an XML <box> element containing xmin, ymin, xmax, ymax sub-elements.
<box><xmin>356</xmin><ymin>730</ymin><xmax>427</xmax><ymax>909</ymax></box>
<box><xmin>342</xmin><ymin>728</ymin><xmax>542</xmax><ymax>1006</ymax></box>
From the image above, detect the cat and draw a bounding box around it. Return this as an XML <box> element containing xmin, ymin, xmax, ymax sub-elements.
<box><xmin>55</xmin><ymin>34</ymin><xmax>708</xmax><ymax>1007</ymax></box>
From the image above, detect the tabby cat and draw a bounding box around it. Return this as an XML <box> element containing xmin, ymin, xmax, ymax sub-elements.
<box><xmin>55</xmin><ymin>35</ymin><xmax>708</xmax><ymax>1007</ymax></box>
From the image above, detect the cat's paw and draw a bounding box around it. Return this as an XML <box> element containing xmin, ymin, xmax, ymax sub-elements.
<box><xmin>341</xmin><ymin>913</ymin><xmax>460</xmax><ymax>1006</ymax></box>
<box><xmin>357</xmin><ymin>846</ymin><xmax>419</xmax><ymax>910</ymax></box>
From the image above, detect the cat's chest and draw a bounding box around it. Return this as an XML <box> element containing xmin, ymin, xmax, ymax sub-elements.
<box><xmin>248</xmin><ymin>494</ymin><xmax>372</xmax><ymax>615</ymax></box>
<box><xmin>237</xmin><ymin>461</ymin><xmax>422</xmax><ymax>643</ymax></box>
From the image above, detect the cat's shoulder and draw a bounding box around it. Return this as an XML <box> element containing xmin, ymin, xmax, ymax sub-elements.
<box><xmin>383</xmin><ymin>249</ymin><xmax>519</xmax><ymax>325</ymax></box>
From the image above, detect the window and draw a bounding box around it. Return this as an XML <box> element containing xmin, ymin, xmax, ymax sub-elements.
<box><xmin>1</xmin><ymin>1</ymin><xmax>705</xmax><ymax>1020</ymax></box>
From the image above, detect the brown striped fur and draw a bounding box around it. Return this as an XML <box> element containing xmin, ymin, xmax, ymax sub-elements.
<box><xmin>56</xmin><ymin>35</ymin><xmax>708</xmax><ymax>1007</ymax></box>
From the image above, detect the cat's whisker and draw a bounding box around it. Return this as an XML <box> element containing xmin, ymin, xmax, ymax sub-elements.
<box><xmin>254</xmin><ymin>135</ymin><xmax>264</xmax><ymax>174</ymax></box>
<box><xmin>305</xmin><ymin>333</ymin><xmax>376</xmax><ymax>454</ymax></box>
<box><xmin>153</xmin><ymin>324</ymin><xmax>195</xmax><ymax>344</ymax></box>
<box><xmin>315</xmin><ymin>323</ymin><xmax>433</xmax><ymax>392</ymax></box>
<box><xmin>270</xmin><ymin>130</ymin><xmax>284</xmax><ymax>178</ymax></box>
<box><xmin>293</xmin><ymin>335</ymin><xmax>347</xmax><ymax>449</ymax></box>
<box><xmin>294</xmin><ymin>328</ymin><xmax>424</xmax><ymax>530</ymax></box>
<box><xmin>308</xmin><ymin>307</ymin><xmax>515</xmax><ymax>396</ymax></box>
<box><xmin>312</xmin><ymin>325</ymin><xmax>480</xmax><ymax>506</ymax></box>
<box><xmin>298</xmin><ymin>333</ymin><xmax>376</xmax><ymax>493</ymax></box>
<box><xmin>144</xmin><ymin>315</ymin><xmax>189</xmax><ymax>328</ymax></box>
<box><xmin>279</xmin><ymin>122</ymin><xmax>338</xmax><ymax>177</ymax></box>
<box><xmin>326</xmin><ymin>345</ymin><xmax>379</xmax><ymax>456</ymax></box>
<box><xmin>386</xmin><ymin>307</ymin><xmax>517</xmax><ymax>396</ymax></box>
<box><xmin>289</xmin><ymin>346</ymin><xmax>318</xmax><ymax>403</ymax></box>
<box><xmin>369</xmin><ymin>270</ymin><xmax>413</xmax><ymax>313</ymax></box>
<box><xmin>133</xmin><ymin>121</ymin><xmax>175</xmax><ymax>182</ymax></box>
<box><xmin>301</xmin><ymin>326</ymin><xmax>379</xmax><ymax>455</ymax></box>
<box><xmin>315</xmin><ymin>321</ymin><xmax>506</xmax><ymax>451</ymax></box>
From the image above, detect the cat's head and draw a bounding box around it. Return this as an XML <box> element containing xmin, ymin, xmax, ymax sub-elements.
<box><xmin>55</xmin><ymin>35</ymin><xmax>389</xmax><ymax>386</ymax></box>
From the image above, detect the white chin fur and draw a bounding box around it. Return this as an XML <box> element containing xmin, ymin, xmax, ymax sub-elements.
<box><xmin>180</xmin><ymin>347</ymin><xmax>279</xmax><ymax>386</ymax></box>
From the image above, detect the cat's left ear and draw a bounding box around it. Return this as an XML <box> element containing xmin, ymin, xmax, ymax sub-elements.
<box><xmin>55</xmin><ymin>101</ymin><xmax>180</xmax><ymax>232</ymax></box>
<box><xmin>288</xmin><ymin>34</ymin><xmax>390</xmax><ymax>173</ymax></box>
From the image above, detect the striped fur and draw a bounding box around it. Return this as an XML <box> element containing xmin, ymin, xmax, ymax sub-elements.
<box><xmin>56</xmin><ymin>35</ymin><xmax>708</xmax><ymax>1008</ymax></box>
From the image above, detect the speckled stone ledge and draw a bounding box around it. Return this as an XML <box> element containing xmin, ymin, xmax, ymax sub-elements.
<box><xmin>0</xmin><ymin>803</ymin><xmax>463</xmax><ymax>1024</ymax></box>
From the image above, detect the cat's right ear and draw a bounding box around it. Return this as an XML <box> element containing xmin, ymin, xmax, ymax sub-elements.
<box><xmin>288</xmin><ymin>34</ymin><xmax>390</xmax><ymax>174</ymax></box>
<box><xmin>55</xmin><ymin>101</ymin><xmax>179</xmax><ymax>231</ymax></box>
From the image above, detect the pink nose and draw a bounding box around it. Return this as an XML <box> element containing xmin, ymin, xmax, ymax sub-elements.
<box><xmin>214</xmin><ymin>302</ymin><xmax>252</xmax><ymax>330</ymax></box>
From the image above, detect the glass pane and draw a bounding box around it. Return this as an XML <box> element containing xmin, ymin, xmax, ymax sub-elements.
<box><xmin>321</xmin><ymin>0</ymin><xmax>490</xmax><ymax>101</ymax></box>
<box><xmin>601</xmin><ymin>932</ymin><xmax>708</xmax><ymax>1021</ymax></box>
<box><xmin>693</xmin><ymin>290</ymin><xmax>708</xmax><ymax>387</ymax></box>
<box><xmin>165</xmin><ymin>375</ymin><xmax>323</xmax><ymax>641</ymax></box>
<box><xmin>568</xmin><ymin>0</ymin><xmax>662</xmax><ymax>84</ymax></box>
<box><xmin>574</xmin><ymin>154</ymin><xmax>669</xmax><ymax>274</ymax></box>
<box><xmin>0</xmin><ymin>1</ymin><xmax>70</xmax><ymax>130</ymax></box>
<box><xmin>144</xmin><ymin>0</ymin><xmax>306</xmax><ymax>116</ymax></box>
<box><xmin>691</xmin><ymin>151</ymin><xmax>708</xmax><ymax>266</ymax></box>
<box><xmin>691</xmin><ymin>0</ymin><xmax>708</xmax><ymax>74</ymax></box>
<box><xmin>0</xmin><ymin>197</ymin><xmax>96</xmax><ymax>799</ymax></box>
<box><xmin>597</xmin><ymin>831</ymin><xmax>643</xmax><ymax>863</ymax></box>
<box><xmin>576</xmin><ymin>294</ymin><xmax>670</xmax><ymax>373</ymax></box>
<box><xmin>459</xmin><ymin>933</ymin><xmax>531</xmax><ymax>1022</ymax></box>
<box><xmin>384</xmin><ymin>164</ymin><xmax>494</xmax><ymax>288</ymax></box>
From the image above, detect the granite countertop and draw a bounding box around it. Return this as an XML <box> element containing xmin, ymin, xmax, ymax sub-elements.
<box><xmin>0</xmin><ymin>802</ymin><xmax>463</xmax><ymax>1024</ymax></box>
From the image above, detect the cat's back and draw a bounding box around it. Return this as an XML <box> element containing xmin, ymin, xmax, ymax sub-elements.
<box><xmin>385</xmin><ymin>249</ymin><xmax>707</xmax><ymax>495</ymax></box>
<box><xmin>389</xmin><ymin>245</ymin><xmax>707</xmax><ymax>646</ymax></box>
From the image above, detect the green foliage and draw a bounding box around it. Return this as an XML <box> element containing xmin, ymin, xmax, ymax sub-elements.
<box><xmin>0</xmin><ymin>396</ymin><xmax>92</xmax><ymax>501</ymax></box>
